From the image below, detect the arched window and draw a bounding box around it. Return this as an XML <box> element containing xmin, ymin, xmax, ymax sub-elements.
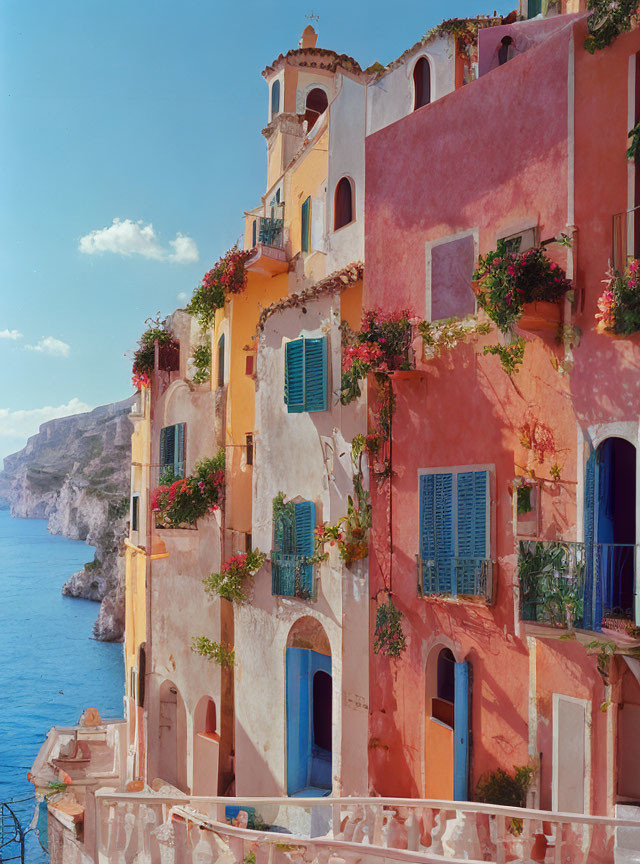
<box><xmin>498</xmin><ymin>36</ymin><xmax>515</xmax><ymax>66</ymax></box>
<box><xmin>205</xmin><ymin>699</ymin><xmax>217</xmax><ymax>735</ymax></box>
<box><xmin>305</xmin><ymin>87</ymin><xmax>328</xmax><ymax>131</ymax></box>
<box><xmin>271</xmin><ymin>80</ymin><xmax>281</xmax><ymax>118</ymax></box>
<box><xmin>413</xmin><ymin>57</ymin><xmax>431</xmax><ymax>110</ymax></box>
<box><xmin>217</xmin><ymin>333</ymin><xmax>225</xmax><ymax>387</ymax></box>
<box><xmin>334</xmin><ymin>177</ymin><xmax>353</xmax><ymax>230</ymax></box>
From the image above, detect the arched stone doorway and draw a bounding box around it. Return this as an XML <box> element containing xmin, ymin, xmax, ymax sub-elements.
<box><xmin>192</xmin><ymin>696</ymin><xmax>219</xmax><ymax>795</ymax></box>
<box><xmin>585</xmin><ymin>437</ymin><xmax>637</xmax><ymax>628</ymax></box>
<box><xmin>424</xmin><ymin>645</ymin><xmax>470</xmax><ymax>801</ymax></box>
<box><xmin>157</xmin><ymin>680</ymin><xmax>188</xmax><ymax>792</ymax></box>
<box><xmin>285</xmin><ymin>617</ymin><xmax>332</xmax><ymax>797</ymax></box>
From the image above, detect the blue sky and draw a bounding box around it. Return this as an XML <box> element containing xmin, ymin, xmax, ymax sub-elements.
<box><xmin>0</xmin><ymin>0</ymin><xmax>513</xmax><ymax>463</ymax></box>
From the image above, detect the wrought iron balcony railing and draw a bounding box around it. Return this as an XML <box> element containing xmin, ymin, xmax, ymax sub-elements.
<box><xmin>417</xmin><ymin>556</ymin><xmax>493</xmax><ymax>602</ymax></box>
<box><xmin>271</xmin><ymin>551</ymin><xmax>316</xmax><ymax>600</ymax></box>
<box><xmin>258</xmin><ymin>216</ymin><xmax>285</xmax><ymax>249</ymax></box>
<box><xmin>518</xmin><ymin>540</ymin><xmax>638</xmax><ymax>632</ymax></box>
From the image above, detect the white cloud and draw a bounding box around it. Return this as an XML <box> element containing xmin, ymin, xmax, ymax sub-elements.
<box><xmin>0</xmin><ymin>329</ymin><xmax>23</xmax><ymax>340</ymax></box>
<box><xmin>169</xmin><ymin>234</ymin><xmax>199</xmax><ymax>263</ymax></box>
<box><xmin>177</xmin><ymin>291</ymin><xmax>188</xmax><ymax>304</ymax></box>
<box><xmin>25</xmin><ymin>336</ymin><xmax>71</xmax><ymax>357</ymax></box>
<box><xmin>0</xmin><ymin>398</ymin><xmax>93</xmax><ymax>441</ymax></box>
<box><xmin>78</xmin><ymin>218</ymin><xmax>199</xmax><ymax>264</ymax></box>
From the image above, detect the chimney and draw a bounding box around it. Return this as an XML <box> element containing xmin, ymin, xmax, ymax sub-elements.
<box><xmin>299</xmin><ymin>25</ymin><xmax>318</xmax><ymax>49</ymax></box>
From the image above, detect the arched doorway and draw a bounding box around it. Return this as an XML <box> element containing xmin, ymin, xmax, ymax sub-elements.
<box><xmin>286</xmin><ymin>617</ymin><xmax>332</xmax><ymax>796</ymax></box>
<box><xmin>584</xmin><ymin>437</ymin><xmax>637</xmax><ymax>628</ymax></box>
<box><xmin>192</xmin><ymin>696</ymin><xmax>220</xmax><ymax>795</ymax></box>
<box><xmin>425</xmin><ymin>646</ymin><xmax>469</xmax><ymax>801</ymax></box>
<box><xmin>157</xmin><ymin>680</ymin><xmax>188</xmax><ymax>792</ymax></box>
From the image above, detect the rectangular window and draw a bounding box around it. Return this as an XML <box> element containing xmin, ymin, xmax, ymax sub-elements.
<box><xmin>301</xmin><ymin>196</ymin><xmax>311</xmax><ymax>253</ymax></box>
<box><xmin>131</xmin><ymin>494</ymin><xmax>140</xmax><ymax>532</ymax></box>
<box><xmin>419</xmin><ymin>468</ymin><xmax>491</xmax><ymax>600</ymax></box>
<box><xmin>272</xmin><ymin>499</ymin><xmax>316</xmax><ymax>598</ymax></box>
<box><xmin>246</xmin><ymin>433</ymin><xmax>253</xmax><ymax>466</ymax></box>
<box><xmin>217</xmin><ymin>334</ymin><xmax>225</xmax><ymax>387</ymax></box>
<box><xmin>427</xmin><ymin>233</ymin><xmax>476</xmax><ymax>321</ymax></box>
<box><xmin>499</xmin><ymin>227</ymin><xmax>538</xmax><ymax>255</ymax></box>
<box><xmin>159</xmin><ymin>423</ymin><xmax>186</xmax><ymax>478</ymax></box>
<box><xmin>245</xmin><ymin>532</ymin><xmax>252</xmax><ymax>553</ymax></box>
<box><xmin>284</xmin><ymin>336</ymin><xmax>327</xmax><ymax>414</ymax></box>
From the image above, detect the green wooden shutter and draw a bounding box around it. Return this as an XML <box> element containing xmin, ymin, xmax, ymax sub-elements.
<box><xmin>174</xmin><ymin>423</ymin><xmax>185</xmax><ymax>478</ymax></box>
<box><xmin>527</xmin><ymin>0</ymin><xmax>542</xmax><ymax>18</ymax></box>
<box><xmin>285</xmin><ymin>339</ymin><xmax>305</xmax><ymax>413</ymax></box>
<box><xmin>303</xmin><ymin>337</ymin><xmax>327</xmax><ymax>412</ymax></box>
<box><xmin>159</xmin><ymin>427</ymin><xmax>168</xmax><ymax>470</ymax></box>
<box><xmin>295</xmin><ymin>500</ymin><xmax>316</xmax><ymax>595</ymax></box>
<box><xmin>160</xmin><ymin>425</ymin><xmax>176</xmax><ymax>470</ymax></box>
<box><xmin>456</xmin><ymin>470</ymin><xmax>488</xmax><ymax>595</ymax></box>
<box><xmin>301</xmin><ymin>197</ymin><xmax>311</xmax><ymax>252</ymax></box>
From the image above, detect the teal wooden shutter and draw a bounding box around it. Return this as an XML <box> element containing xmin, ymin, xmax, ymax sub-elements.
<box><xmin>174</xmin><ymin>423</ymin><xmax>185</xmax><ymax>478</ymax></box>
<box><xmin>453</xmin><ymin>661</ymin><xmax>470</xmax><ymax>801</ymax></box>
<box><xmin>419</xmin><ymin>473</ymin><xmax>454</xmax><ymax>593</ymax></box>
<box><xmin>456</xmin><ymin>470</ymin><xmax>488</xmax><ymax>595</ymax></box>
<box><xmin>301</xmin><ymin>197</ymin><xmax>311</xmax><ymax>252</ymax></box>
<box><xmin>159</xmin><ymin>427</ymin><xmax>168</xmax><ymax>471</ymax></box>
<box><xmin>285</xmin><ymin>339</ymin><xmax>305</xmax><ymax>412</ymax></box>
<box><xmin>295</xmin><ymin>500</ymin><xmax>315</xmax><ymax>594</ymax></box>
<box><xmin>527</xmin><ymin>0</ymin><xmax>542</xmax><ymax>17</ymax></box>
<box><xmin>160</xmin><ymin>425</ymin><xmax>176</xmax><ymax>470</ymax></box>
<box><xmin>304</xmin><ymin>337</ymin><xmax>327</xmax><ymax>412</ymax></box>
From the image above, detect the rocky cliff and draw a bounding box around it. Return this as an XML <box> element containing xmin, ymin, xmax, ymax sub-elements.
<box><xmin>0</xmin><ymin>399</ymin><xmax>134</xmax><ymax>641</ymax></box>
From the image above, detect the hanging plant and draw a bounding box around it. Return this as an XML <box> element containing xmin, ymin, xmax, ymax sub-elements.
<box><xmin>473</xmin><ymin>242</ymin><xmax>571</xmax><ymax>334</ymax></box>
<box><xmin>373</xmin><ymin>596</ymin><xmax>406</xmax><ymax>658</ymax></box>
<box><xmin>595</xmin><ymin>262</ymin><xmax>640</xmax><ymax>336</ymax></box>
<box><xmin>628</xmin><ymin>121</ymin><xmax>640</xmax><ymax>164</ymax></box>
<box><xmin>204</xmin><ymin>549</ymin><xmax>267</xmax><ymax>603</ymax></box>
<box><xmin>190</xmin><ymin>342</ymin><xmax>212</xmax><ymax>384</ymax></box>
<box><xmin>584</xmin><ymin>0</ymin><xmax>639</xmax><ymax>53</ymax></box>
<box><xmin>187</xmin><ymin>247</ymin><xmax>254</xmax><ymax>330</ymax></box>
<box><xmin>131</xmin><ymin>314</ymin><xmax>175</xmax><ymax>388</ymax></box>
<box><xmin>418</xmin><ymin>315</ymin><xmax>491</xmax><ymax>358</ymax></box>
<box><xmin>151</xmin><ymin>450</ymin><xmax>225</xmax><ymax>527</ymax></box>
<box><xmin>483</xmin><ymin>337</ymin><xmax>527</xmax><ymax>376</ymax></box>
<box><xmin>191</xmin><ymin>636</ymin><xmax>235</xmax><ymax>668</ymax></box>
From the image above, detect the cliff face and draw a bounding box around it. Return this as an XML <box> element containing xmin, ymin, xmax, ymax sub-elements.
<box><xmin>0</xmin><ymin>399</ymin><xmax>134</xmax><ymax>641</ymax></box>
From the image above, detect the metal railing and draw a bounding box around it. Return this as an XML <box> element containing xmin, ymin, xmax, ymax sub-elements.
<box><xmin>0</xmin><ymin>803</ymin><xmax>25</xmax><ymax>863</ymax></box>
<box><xmin>418</xmin><ymin>556</ymin><xmax>493</xmax><ymax>602</ymax></box>
<box><xmin>258</xmin><ymin>215</ymin><xmax>285</xmax><ymax>249</ymax></box>
<box><xmin>612</xmin><ymin>204</ymin><xmax>640</xmax><ymax>272</ymax></box>
<box><xmin>271</xmin><ymin>551</ymin><xmax>316</xmax><ymax>600</ymax></box>
<box><xmin>518</xmin><ymin>540</ymin><xmax>638</xmax><ymax>631</ymax></box>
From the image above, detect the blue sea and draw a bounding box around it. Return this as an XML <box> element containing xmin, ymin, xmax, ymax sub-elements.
<box><xmin>0</xmin><ymin>508</ymin><xmax>124</xmax><ymax>861</ymax></box>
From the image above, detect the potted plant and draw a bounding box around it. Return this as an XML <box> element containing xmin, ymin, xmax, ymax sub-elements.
<box><xmin>473</xmin><ymin>242</ymin><xmax>571</xmax><ymax>334</ymax></box>
<box><xmin>595</xmin><ymin>261</ymin><xmax>640</xmax><ymax>338</ymax></box>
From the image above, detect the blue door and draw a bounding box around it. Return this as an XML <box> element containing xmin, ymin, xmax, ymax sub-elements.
<box><xmin>286</xmin><ymin>647</ymin><xmax>332</xmax><ymax>796</ymax></box>
<box><xmin>453</xmin><ymin>661</ymin><xmax>470</xmax><ymax>801</ymax></box>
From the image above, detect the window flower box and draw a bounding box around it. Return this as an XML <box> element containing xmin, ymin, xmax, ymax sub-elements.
<box><xmin>518</xmin><ymin>300</ymin><xmax>562</xmax><ymax>332</ymax></box>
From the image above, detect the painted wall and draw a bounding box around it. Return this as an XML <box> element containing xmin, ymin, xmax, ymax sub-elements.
<box><xmin>366</xmin><ymin>35</ymin><xmax>456</xmax><ymax>137</ymax></box>
<box><xmin>234</xmin><ymin>285</ymin><xmax>369</xmax><ymax>799</ymax></box>
<box><xmin>364</xmin><ymin>18</ymin><xmax>640</xmax><ymax>813</ymax></box>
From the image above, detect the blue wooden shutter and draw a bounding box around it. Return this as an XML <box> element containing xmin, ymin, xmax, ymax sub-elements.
<box><xmin>304</xmin><ymin>337</ymin><xmax>327</xmax><ymax>412</ymax></box>
<box><xmin>453</xmin><ymin>661</ymin><xmax>470</xmax><ymax>801</ymax></box>
<box><xmin>286</xmin><ymin>647</ymin><xmax>312</xmax><ymax>794</ymax></box>
<box><xmin>285</xmin><ymin>339</ymin><xmax>305</xmax><ymax>412</ymax></box>
<box><xmin>295</xmin><ymin>500</ymin><xmax>316</xmax><ymax>594</ymax></box>
<box><xmin>301</xmin><ymin>197</ymin><xmax>311</xmax><ymax>252</ymax></box>
<box><xmin>174</xmin><ymin>423</ymin><xmax>185</xmax><ymax>478</ymax></box>
<box><xmin>456</xmin><ymin>470</ymin><xmax>488</xmax><ymax>596</ymax></box>
<box><xmin>419</xmin><ymin>473</ymin><xmax>454</xmax><ymax>593</ymax></box>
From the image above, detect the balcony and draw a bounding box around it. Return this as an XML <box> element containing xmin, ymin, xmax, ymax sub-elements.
<box><xmin>271</xmin><ymin>551</ymin><xmax>316</xmax><ymax>600</ymax></box>
<box><xmin>258</xmin><ymin>215</ymin><xmax>284</xmax><ymax>249</ymax></box>
<box><xmin>246</xmin><ymin>209</ymin><xmax>288</xmax><ymax>276</ymax></box>
<box><xmin>613</xmin><ymin>205</ymin><xmax>640</xmax><ymax>273</ymax></box>
<box><xmin>417</xmin><ymin>556</ymin><xmax>493</xmax><ymax>603</ymax></box>
<box><xmin>518</xmin><ymin>540</ymin><xmax>639</xmax><ymax>636</ymax></box>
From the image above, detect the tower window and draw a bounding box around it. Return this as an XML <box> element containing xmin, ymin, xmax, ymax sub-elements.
<box><xmin>271</xmin><ymin>80</ymin><xmax>281</xmax><ymax>118</ymax></box>
<box><xmin>498</xmin><ymin>36</ymin><xmax>515</xmax><ymax>66</ymax></box>
<box><xmin>413</xmin><ymin>57</ymin><xmax>431</xmax><ymax>110</ymax></box>
<box><xmin>305</xmin><ymin>88</ymin><xmax>328</xmax><ymax>131</ymax></box>
<box><xmin>334</xmin><ymin>178</ymin><xmax>354</xmax><ymax>230</ymax></box>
